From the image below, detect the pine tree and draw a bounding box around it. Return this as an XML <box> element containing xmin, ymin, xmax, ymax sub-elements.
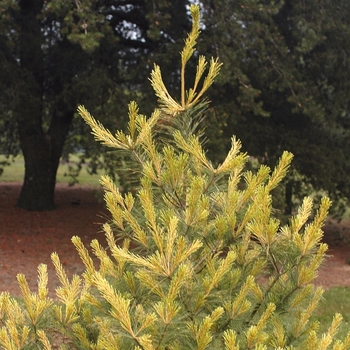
<box><xmin>0</xmin><ymin>5</ymin><xmax>349</xmax><ymax>349</ymax></box>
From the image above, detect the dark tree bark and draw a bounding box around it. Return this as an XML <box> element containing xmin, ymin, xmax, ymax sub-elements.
<box><xmin>15</xmin><ymin>0</ymin><xmax>73</xmax><ymax>211</ymax></box>
<box><xmin>17</xmin><ymin>136</ymin><xmax>61</xmax><ymax>211</ymax></box>
<box><xmin>16</xmin><ymin>110</ymin><xmax>73</xmax><ymax>211</ymax></box>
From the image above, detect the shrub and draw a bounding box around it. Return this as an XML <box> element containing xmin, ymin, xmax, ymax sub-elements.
<box><xmin>0</xmin><ymin>5</ymin><xmax>349</xmax><ymax>350</ymax></box>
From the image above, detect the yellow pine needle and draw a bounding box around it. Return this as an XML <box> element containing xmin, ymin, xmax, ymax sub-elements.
<box><xmin>189</xmin><ymin>307</ymin><xmax>224</xmax><ymax>350</ymax></box>
<box><xmin>226</xmin><ymin>276</ymin><xmax>254</xmax><ymax>319</ymax></box>
<box><xmin>100</xmin><ymin>175</ymin><xmax>126</xmax><ymax>208</ymax></box>
<box><xmin>186</xmin><ymin>56</ymin><xmax>207</xmax><ymax>103</ymax></box>
<box><xmin>94</xmin><ymin>317</ymin><xmax>122</xmax><ymax>349</ymax></box>
<box><xmin>254</xmin><ymin>345</ymin><xmax>267</xmax><ymax>350</ymax></box>
<box><xmin>246</xmin><ymin>325</ymin><xmax>268</xmax><ymax>348</ymax></box>
<box><xmin>317</xmin><ymin>313</ymin><xmax>343</xmax><ymax>350</ymax></box>
<box><xmin>0</xmin><ymin>293</ymin><xmax>11</xmax><ymax>322</ymax></box>
<box><xmin>223</xmin><ymin>329</ymin><xmax>239</xmax><ymax>350</ymax></box>
<box><xmin>332</xmin><ymin>332</ymin><xmax>350</xmax><ymax>350</ymax></box>
<box><xmin>149</xmin><ymin>64</ymin><xmax>182</xmax><ymax>115</ymax></box>
<box><xmin>135</xmin><ymin>270</ymin><xmax>165</xmax><ymax>299</ymax></box>
<box><xmin>72</xmin><ymin>323</ymin><xmax>94</xmax><ymax>348</ymax></box>
<box><xmin>128</xmin><ymin>101</ymin><xmax>139</xmax><ymax>141</ymax></box>
<box><xmin>0</xmin><ymin>320</ymin><xmax>23</xmax><ymax>349</ymax></box>
<box><xmin>293</xmin><ymin>287</ymin><xmax>323</xmax><ymax>337</ymax></box>
<box><xmin>271</xmin><ymin>318</ymin><xmax>287</xmax><ymax>348</ymax></box>
<box><xmin>256</xmin><ymin>303</ymin><xmax>276</xmax><ymax>331</ymax></box>
<box><xmin>313</xmin><ymin>197</ymin><xmax>332</xmax><ymax>228</ymax></box>
<box><xmin>71</xmin><ymin>236</ymin><xmax>95</xmax><ymax>275</ymax></box>
<box><xmin>104</xmin><ymin>193</ymin><xmax>125</xmax><ymax>229</ymax></box>
<box><xmin>180</xmin><ymin>5</ymin><xmax>201</xmax><ymax>106</ymax></box>
<box><xmin>290</xmin><ymin>197</ymin><xmax>313</xmax><ymax>235</ymax></box>
<box><xmin>92</xmin><ymin>272</ymin><xmax>157</xmax><ymax>342</ymax></box>
<box><xmin>138</xmin><ymin>180</ymin><xmax>159</xmax><ymax>240</ymax></box>
<box><xmin>78</xmin><ymin>105</ymin><xmax>129</xmax><ymax>150</ymax></box>
<box><xmin>265</xmin><ymin>151</ymin><xmax>293</xmax><ymax>192</ymax></box>
<box><xmin>37</xmin><ymin>264</ymin><xmax>50</xmax><ymax>301</ymax></box>
<box><xmin>204</xmin><ymin>251</ymin><xmax>236</xmax><ymax>297</ymax></box>
<box><xmin>173</xmin><ymin>132</ymin><xmax>214</xmax><ymax>170</ymax></box>
<box><xmin>51</xmin><ymin>253</ymin><xmax>82</xmax><ymax>315</ymax></box>
<box><xmin>135</xmin><ymin>116</ymin><xmax>163</xmax><ymax>173</ymax></box>
<box><xmin>134</xmin><ymin>108</ymin><xmax>161</xmax><ymax>148</ymax></box>
<box><xmin>90</xmin><ymin>239</ymin><xmax>114</xmax><ymax>276</ymax></box>
<box><xmin>288</xmin><ymin>284</ymin><xmax>313</xmax><ymax>311</ymax></box>
<box><xmin>188</xmin><ymin>57</ymin><xmax>222</xmax><ymax>107</ymax></box>
<box><xmin>180</xmin><ymin>4</ymin><xmax>200</xmax><ymax>67</ymax></box>
<box><xmin>37</xmin><ymin>330</ymin><xmax>52</xmax><ymax>350</ymax></box>
<box><xmin>216</xmin><ymin>137</ymin><xmax>247</xmax><ymax>174</ymax></box>
<box><xmin>7</xmin><ymin>299</ymin><xmax>25</xmax><ymax>324</ymax></box>
<box><xmin>111</xmin><ymin>235</ymin><xmax>201</xmax><ymax>278</ymax></box>
<box><xmin>143</xmin><ymin>160</ymin><xmax>160</xmax><ymax>185</ymax></box>
<box><xmin>16</xmin><ymin>274</ymin><xmax>34</xmax><ymax>318</ymax></box>
<box><xmin>137</xmin><ymin>334</ymin><xmax>154</xmax><ymax>350</ymax></box>
<box><xmin>167</xmin><ymin>263</ymin><xmax>192</xmax><ymax>301</ymax></box>
<box><xmin>122</xmin><ymin>210</ymin><xmax>148</xmax><ymax>246</ymax></box>
<box><xmin>154</xmin><ymin>300</ymin><xmax>180</xmax><ymax>325</ymax></box>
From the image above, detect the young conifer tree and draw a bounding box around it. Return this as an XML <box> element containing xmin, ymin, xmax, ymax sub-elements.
<box><xmin>0</xmin><ymin>4</ymin><xmax>350</xmax><ymax>350</ymax></box>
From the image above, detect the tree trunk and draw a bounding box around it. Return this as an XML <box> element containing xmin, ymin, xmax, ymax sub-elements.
<box><xmin>17</xmin><ymin>136</ymin><xmax>60</xmax><ymax>211</ymax></box>
<box><xmin>15</xmin><ymin>0</ymin><xmax>74</xmax><ymax>211</ymax></box>
<box><xmin>16</xmin><ymin>109</ymin><xmax>73</xmax><ymax>211</ymax></box>
<box><xmin>17</xmin><ymin>150</ymin><xmax>57</xmax><ymax>211</ymax></box>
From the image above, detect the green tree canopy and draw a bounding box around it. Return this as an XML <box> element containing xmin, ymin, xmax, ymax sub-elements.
<box><xmin>1</xmin><ymin>0</ymin><xmax>350</xmax><ymax>216</ymax></box>
<box><xmin>0</xmin><ymin>0</ymin><xmax>190</xmax><ymax>210</ymax></box>
<box><xmin>198</xmin><ymin>0</ymin><xmax>350</xmax><ymax>215</ymax></box>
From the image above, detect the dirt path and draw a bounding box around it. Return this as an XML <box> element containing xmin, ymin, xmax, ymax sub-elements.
<box><xmin>0</xmin><ymin>182</ymin><xmax>350</xmax><ymax>299</ymax></box>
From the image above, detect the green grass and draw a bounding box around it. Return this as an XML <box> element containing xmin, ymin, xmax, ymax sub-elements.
<box><xmin>312</xmin><ymin>286</ymin><xmax>350</xmax><ymax>340</ymax></box>
<box><xmin>0</xmin><ymin>154</ymin><xmax>103</xmax><ymax>186</ymax></box>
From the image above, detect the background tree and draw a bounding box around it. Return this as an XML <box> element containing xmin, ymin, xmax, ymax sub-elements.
<box><xmin>198</xmin><ymin>0</ymin><xmax>350</xmax><ymax>216</ymax></box>
<box><xmin>2</xmin><ymin>0</ymin><xmax>350</xmax><ymax>216</ymax></box>
<box><xmin>0</xmin><ymin>0</ymin><xmax>191</xmax><ymax>211</ymax></box>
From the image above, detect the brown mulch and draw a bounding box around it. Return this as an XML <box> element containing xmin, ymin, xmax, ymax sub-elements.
<box><xmin>0</xmin><ymin>182</ymin><xmax>108</xmax><ymax>298</ymax></box>
<box><xmin>0</xmin><ymin>182</ymin><xmax>350</xmax><ymax>299</ymax></box>
<box><xmin>317</xmin><ymin>219</ymin><xmax>350</xmax><ymax>289</ymax></box>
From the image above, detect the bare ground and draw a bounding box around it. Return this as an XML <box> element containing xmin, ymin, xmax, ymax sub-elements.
<box><xmin>0</xmin><ymin>182</ymin><xmax>350</xmax><ymax>299</ymax></box>
<box><xmin>0</xmin><ymin>182</ymin><xmax>108</xmax><ymax>298</ymax></box>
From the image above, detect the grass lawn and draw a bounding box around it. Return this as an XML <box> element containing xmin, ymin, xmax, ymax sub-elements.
<box><xmin>0</xmin><ymin>154</ymin><xmax>102</xmax><ymax>186</ymax></box>
<box><xmin>312</xmin><ymin>286</ymin><xmax>350</xmax><ymax>340</ymax></box>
